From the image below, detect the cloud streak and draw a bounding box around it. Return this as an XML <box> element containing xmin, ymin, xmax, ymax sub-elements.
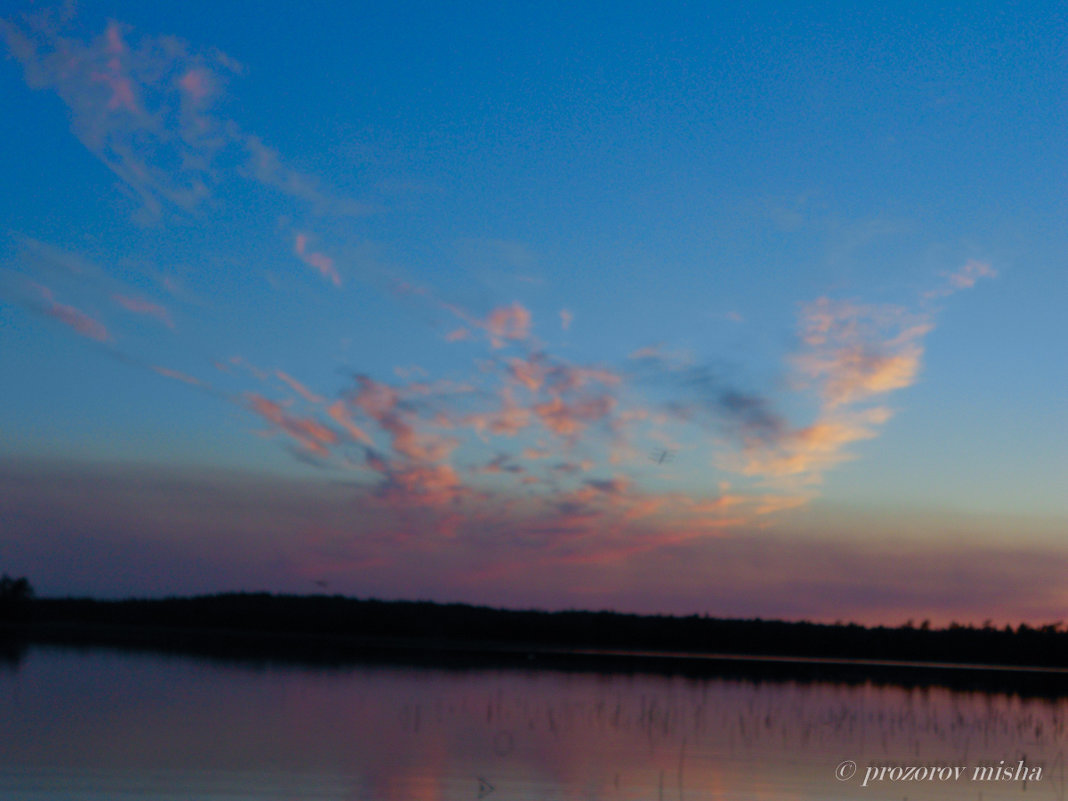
<box><xmin>34</xmin><ymin>284</ymin><xmax>110</xmax><ymax>342</ymax></box>
<box><xmin>245</xmin><ymin>393</ymin><xmax>338</xmax><ymax>456</ymax></box>
<box><xmin>113</xmin><ymin>294</ymin><xmax>175</xmax><ymax>328</ymax></box>
<box><xmin>924</xmin><ymin>259</ymin><xmax>997</xmax><ymax>300</ymax></box>
<box><xmin>1</xmin><ymin>13</ymin><xmax>365</xmax><ymax>221</ymax></box>
<box><xmin>293</xmin><ymin>233</ymin><xmax>342</xmax><ymax>286</ymax></box>
<box><xmin>729</xmin><ymin>261</ymin><xmax>996</xmax><ymax>489</ymax></box>
<box><xmin>794</xmin><ymin>298</ymin><xmax>932</xmax><ymax>409</ymax></box>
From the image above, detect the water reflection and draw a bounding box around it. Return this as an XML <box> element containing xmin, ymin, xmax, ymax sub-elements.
<box><xmin>0</xmin><ymin>645</ymin><xmax>1064</xmax><ymax>800</ymax></box>
<box><xmin>0</xmin><ymin>639</ymin><xmax>26</xmax><ymax>672</ymax></box>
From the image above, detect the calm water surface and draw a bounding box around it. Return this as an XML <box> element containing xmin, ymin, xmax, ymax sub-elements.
<box><xmin>1</xmin><ymin>645</ymin><xmax>1065</xmax><ymax>800</ymax></box>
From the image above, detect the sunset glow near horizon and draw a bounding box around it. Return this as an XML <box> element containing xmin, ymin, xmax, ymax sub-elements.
<box><xmin>1</xmin><ymin>2</ymin><xmax>1065</xmax><ymax>626</ymax></box>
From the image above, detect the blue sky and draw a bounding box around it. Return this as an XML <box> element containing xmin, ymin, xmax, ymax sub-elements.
<box><xmin>1</xmin><ymin>1</ymin><xmax>1065</xmax><ymax>624</ymax></box>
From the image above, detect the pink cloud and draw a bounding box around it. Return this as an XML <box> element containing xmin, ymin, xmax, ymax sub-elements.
<box><xmin>378</xmin><ymin>463</ymin><xmax>468</xmax><ymax>508</ymax></box>
<box><xmin>507</xmin><ymin>355</ymin><xmax>548</xmax><ymax>391</ymax></box>
<box><xmin>351</xmin><ymin>376</ymin><xmax>400</xmax><ymax>420</ymax></box>
<box><xmin>559</xmin><ymin>308</ymin><xmax>573</xmax><ymax>330</ymax></box>
<box><xmin>151</xmin><ymin>366</ymin><xmax>203</xmax><ymax>387</ymax></box>
<box><xmin>465</xmin><ymin>386</ymin><xmax>533</xmax><ymax>438</ymax></box>
<box><xmin>548</xmin><ymin>363</ymin><xmax>620</xmax><ymax>392</ymax></box>
<box><xmin>347</xmin><ymin>377</ymin><xmax>464</xmax><ymax>502</ymax></box>
<box><xmin>795</xmin><ymin>298</ymin><xmax>932</xmax><ymax>408</ymax></box>
<box><xmin>229</xmin><ymin>355</ymin><xmax>269</xmax><ymax>380</ymax></box>
<box><xmin>12</xmin><ymin>457</ymin><xmax>1068</xmax><ymax>624</ymax></box>
<box><xmin>105</xmin><ymin>21</ymin><xmax>126</xmax><ymax>55</ymax></box>
<box><xmin>327</xmin><ymin>401</ymin><xmax>373</xmax><ymax>446</ymax></box>
<box><xmin>392</xmin><ymin>426</ymin><xmax>459</xmax><ymax>464</ymax></box>
<box><xmin>506</xmin><ymin>354</ymin><xmax>619</xmax><ymax>395</ymax></box>
<box><xmin>442</xmin><ymin>301</ymin><xmax>532</xmax><ymax>348</ymax></box>
<box><xmin>246</xmin><ymin>393</ymin><xmax>338</xmax><ymax>456</ymax></box>
<box><xmin>4</xmin><ymin>16</ymin><xmax>359</xmax><ymax>220</ymax></box>
<box><xmin>628</xmin><ymin>345</ymin><xmax>662</xmax><ymax>359</ymax></box>
<box><xmin>36</xmin><ymin>285</ymin><xmax>111</xmax><ymax>342</ymax></box>
<box><xmin>275</xmin><ymin>370</ymin><xmax>324</xmax><ymax>404</ymax></box>
<box><xmin>732</xmin><ymin>406</ymin><xmax>894</xmax><ymax>482</ymax></box>
<box><xmin>533</xmin><ymin>394</ymin><xmax>615</xmax><ymax>438</ymax></box>
<box><xmin>948</xmin><ymin>260</ymin><xmax>996</xmax><ymax>289</ymax></box>
<box><xmin>92</xmin><ymin>68</ymin><xmax>137</xmax><ymax>112</ymax></box>
<box><xmin>178</xmin><ymin>68</ymin><xmax>212</xmax><ymax>103</ymax></box>
<box><xmin>89</xmin><ymin>23</ymin><xmax>139</xmax><ymax>113</ymax></box>
<box><xmin>445</xmin><ymin>327</ymin><xmax>471</xmax><ymax>342</ymax></box>
<box><xmin>293</xmin><ymin>233</ymin><xmax>342</xmax><ymax>286</ymax></box>
<box><xmin>484</xmin><ymin>302</ymin><xmax>531</xmax><ymax>347</ymax></box>
<box><xmin>112</xmin><ymin>294</ymin><xmax>174</xmax><ymax>328</ymax></box>
<box><xmin>925</xmin><ymin>260</ymin><xmax>997</xmax><ymax>299</ymax></box>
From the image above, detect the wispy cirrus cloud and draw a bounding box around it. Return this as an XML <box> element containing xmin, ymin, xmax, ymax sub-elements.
<box><xmin>151</xmin><ymin>365</ymin><xmax>204</xmax><ymax>387</ymax></box>
<box><xmin>731</xmin><ymin>406</ymin><xmax>893</xmax><ymax>482</ymax></box>
<box><xmin>730</xmin><ymin>261</ymin><xmax>996</xmax><ymax>488</ymax></box>
<box><xmin>34</xmin><ymin>284</ymin><xmax>110</xmax><ymax>342</ymax></box>
<box><xmin>1</xmin><ymin>12</ymin><xmax>365</xmax><ymax>221</ymax></box>
<box><xmin>5</xmin><ymin>215</ymin><xmax>998</xmax><ymax>571</ymax></box>
<box><xmin>2</xmin><ymin>16</ymin><xmax>224</xmax><ymax>217</ymax></box>
<box><xmin>924</xmin><ymin>259</ymin><xmax>997</xmax><ymax>300</ymax></box>
<box><xmin>793</xmin><ymin>297</ymin><xmax>932</xmax><ymax>409</ymax></box>
<box><xmin>275</xmin><ymin>370</ymin><xmax>324</xmax><ymax>404</ymax></box>
<box><xmin>326</xmin><ymin>400</ymin><xmax>374</xmax><ymax>446</ymax></box>
<box><xmin>440</xmin><ymin>301</ymin><xmax>533</xmax><ymax>349</ymax></box>
<box><xmin>292</xmin><ymin>232</ymin><xmax>342</xmax><ymax>286</ymax></box>
<box><xmin>113</xmin><ymin>294</ymin><xmax>174</xmax><ymax>328</ymax></box>
<box><xmin>245</xmin><ymin>393</ymin><xmax>338</xmax><ymax>457</ymax></box>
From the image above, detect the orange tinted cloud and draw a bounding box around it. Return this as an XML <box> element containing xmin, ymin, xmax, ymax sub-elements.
<box><xmin>507</xmin><ymin>355</ymin><xmax>547</xmax><ymax>391</ymax></box>
<box><xmin>734</xmin><ymin>406</ymin><xmax>893</xmax><ymax>481</ymax></box>
<box><xmin>327</xmin><ymin>401</ymin><xmax>373</xmax><ymax>445</ymax></box>
<box><xmin>723</xmin><ymin>268</ymin><xmax>992</xmax><ymax>493</ymax></box>
<box><xmin>795</xmin><ymin>298</ymin><xmax>931</xmax><ymax>408</ymax></box>
<box><xmin>352</xmin><ymin>375</ymin><xmax>461</xmax><ymax>469</ymax></box>
<box><xmin>246</xmin><ymin>393</ymin><xmax>338</xmax><ymax>456</ymax></box>
<box><xmin>379</xmin><ymin>463</ymin><xmax>467</xmax><ymax>507</ymax></box>
<box><xmin>505</xmin><ymin>354</ymin><xmax>619</xmax><ymax>394</ymax></box>
<box><xmin>533</xmin><ymin>394</ymin><xmax>615</xmax><ymax>438</ymax></box>
<box><xmin>465</xmin><ymin>386</ymin><xmax>533</xmax><ymax>438</ymax></box>
<box><xmin>484</xmin><ymin>302</ymin><xmax>531</xmax><ymax>347</ymax></box>
<box><xmin>443</xmin><ymin>301</ymin><xmax>532</xmax><ymax>348</ymax></box>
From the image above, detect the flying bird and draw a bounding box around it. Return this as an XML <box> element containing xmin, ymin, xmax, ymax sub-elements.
<box><xmin>649</xmin><ymin>448</ymin><xmax>675</xmax><ymax>465</ymax></box>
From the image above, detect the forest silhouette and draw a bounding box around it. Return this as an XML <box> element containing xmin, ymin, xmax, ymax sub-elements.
<box><xmin>2</xmin><ymin>576</ymin><xmax>1066</xmax><ymax>688</ymax></box>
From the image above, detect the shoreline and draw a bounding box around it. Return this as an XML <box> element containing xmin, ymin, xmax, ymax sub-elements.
<box><xmin>5</xmin><ymin>619</ymin><xmax>1068</xmax><ymax>696</ymax></box>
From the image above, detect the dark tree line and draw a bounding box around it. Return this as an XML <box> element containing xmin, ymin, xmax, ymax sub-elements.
<box><xmin>5</xmin><ymin>589</ymin><xmax>1067</xmax><ymax>670</ymax></box>
<box><xmin>0</xmin><ymin>574</ymin><xmax>34</xmax><ymax>620</ymax></box>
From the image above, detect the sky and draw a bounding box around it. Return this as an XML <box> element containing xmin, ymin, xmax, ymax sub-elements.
<box><xmin>1</xmin><ymin>1</ymin><xmax>1065</xmax><ymax>626</ymax></box>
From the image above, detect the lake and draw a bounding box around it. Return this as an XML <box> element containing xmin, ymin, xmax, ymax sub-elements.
<box><xmin>1</xmin><ymin>644</ymin><xmax>1065</xmax><ymax>799</ymax></box>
